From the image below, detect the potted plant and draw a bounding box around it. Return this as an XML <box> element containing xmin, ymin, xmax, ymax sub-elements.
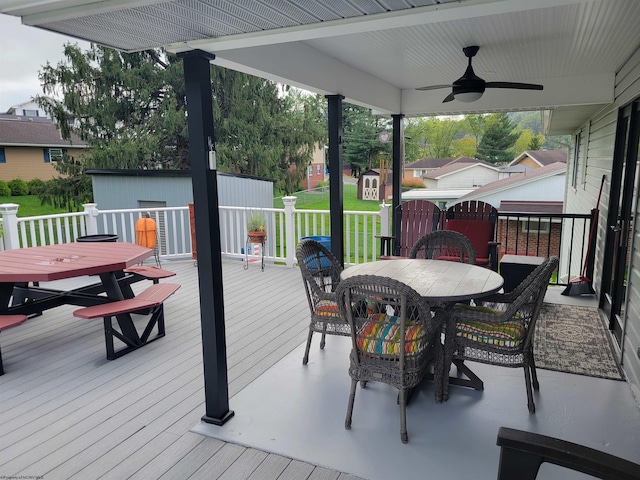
<box><xmin>247</xmin><ymin>211</ymin><xmax>267</xmax><ymax>243</ymax></box>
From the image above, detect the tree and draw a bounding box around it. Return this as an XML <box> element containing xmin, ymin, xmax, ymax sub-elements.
<box><xmin>404</xmin><ymin>117</ymin><xmax>461</xmax><ymax>161</ymax></box>
<box><xmin>463</xmin><ymin>114</ymin><xmax>486</xmax><ymax>158</ymax></box>
<box><xmin>452</xmin><ymin>137</ymin><xmax>477</xmax><ymax>157</ymax></box>
<box><xmin>528</xmin><ymin>135</ymin><xmax>544</xmax><ymax>150</ymax></box>
<box><xmin>342</xmin><ymin>104</ymin><xmax>391</xmax><ymax>177</ymax></box>
<box><xmin>476</xmin><ymin>112</ymin><xmax>519</xmax><ymax>163</ymax></box>
<box><xmin>36</xmin><ymin>43</ymin><xmax>324</xmax><ymax>202</ymax></box>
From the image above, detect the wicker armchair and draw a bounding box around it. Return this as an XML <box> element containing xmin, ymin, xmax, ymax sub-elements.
<box><xmin>409</xmin><ymin>230</ymin><xmax>476</xmax><ymax>263</ymax></box>
<box><xmin>336</xmin><ymin>275</ymin><xmax>446</xmax><ymax>443</ymax></box>
<box><xmin>444</xmin><ymin>256</ymin><xmax>559</xmax><ymax>413</ymax></box>
<box><xmin>296</xmin><ymin>239</ymin><xmax>350</xmax><ymax>365</ymax></box>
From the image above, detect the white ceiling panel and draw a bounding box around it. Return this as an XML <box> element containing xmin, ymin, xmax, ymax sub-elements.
<box><xmin>2</xmin><ymin>0</ymin><xmax>640</xmax><ymax>132</ymax></box>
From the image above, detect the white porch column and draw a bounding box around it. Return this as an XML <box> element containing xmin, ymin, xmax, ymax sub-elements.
<box><xmin>379</xmin><ymin>202</ymin><xmax>391</xmax><ymax>236</ymax></box>
<box><xmin>283</xmin><ymin>196</ymin><xmax>297</xmax><ymax>268</ymax></box>
<box><xmin>83</xmin><ymin>203</ymin><xmax>99</xmax><ymax>235</ymax></box>
<box><xmin>0</xmin><ymin>203</ymin><xmax>20</xmax><ymax>250</ymax></box>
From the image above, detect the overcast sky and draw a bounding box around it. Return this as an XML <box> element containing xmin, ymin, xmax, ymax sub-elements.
<box><xmin>0</xmin><ymin>14</ymin><xmax>90</xmax><ymax>112</ymax></box>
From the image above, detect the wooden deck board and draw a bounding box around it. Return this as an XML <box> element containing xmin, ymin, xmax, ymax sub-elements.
<box><xmin>0</xmin><ymin>260</ymin><xmax>355</xmax><ymax>479</ymax></box>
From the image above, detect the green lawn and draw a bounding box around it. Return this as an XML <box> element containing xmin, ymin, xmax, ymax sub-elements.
<box><xmin>0</xmin><ymin>195</ymin><xmax>68</xmax><ymax>217</ymax></box>
<box><xmin>273</xmin><ymin>184</ymin><xmax>384</xmax><ymax>262</ymax></box>
<box><xmin>274</xmin><ymin>184</ymin><xmax>381</xmax><ymax>211</ymax></box>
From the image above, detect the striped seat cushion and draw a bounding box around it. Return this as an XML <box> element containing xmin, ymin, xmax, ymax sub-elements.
<box><xmin>316</xmin><ymin>300</ymin><xmax>341</xmax><ymax>318</ymax></box>
<box><xmin>356</xmin><ymin>313</ymin><xmax>424</xmax><ymax>356</ymax></box>
<box><xmin>455</xmin><ymin>306</ymin><xmax>525</xmax><ymax>348</ymax></box>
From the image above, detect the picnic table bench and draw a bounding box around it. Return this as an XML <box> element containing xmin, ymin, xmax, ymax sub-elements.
<box><xmin>0</xmin><ymin>314</ymin><xmax>29</xmax><ymax>375</ymax></box>
<box><xmin>73</xmin><ymin>282</ymin><xmax>181</xmax><ymax>360</ymax></box>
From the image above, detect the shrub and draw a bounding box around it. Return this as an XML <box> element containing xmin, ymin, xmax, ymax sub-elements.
<box><xmin>8</xmin><ymin>179</ymin><xmax>29</xmax><ymax>196</ymax></box>
<box><xmin>0</xmin><ymin>181</ymin><xmax>10</xmax><ymax>197</ymax></box>
<box><xmin>28</xmin><ymin>178</ymin><xmax>46</xmax><ymax>196</ymax></box>
<box><xmin>402</xmin><ymin>178</ymin><xmax>426</xmax><ymax>189</ymax></box>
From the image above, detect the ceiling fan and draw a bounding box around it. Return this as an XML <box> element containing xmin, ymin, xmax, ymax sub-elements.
<box><xmin>416</xmin><ymin>46</ymin><xmax>543</xmax><ymax>103</ymax></box>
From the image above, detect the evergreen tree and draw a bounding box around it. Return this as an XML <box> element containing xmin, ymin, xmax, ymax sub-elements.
<box><xmin>342</xmin><ymin>104</ymin><xmax>391</xmax><ymax>177</ymax></box>
<box><xmin>36</xmin><ymin>43</ymin><xmax>324</xmax><ymax>202</ymax></box>
<box><xmin>476</xmin><ymin>112</ymin><xmax>519</xmax><ymax>163</ymax></box>
<box><xmin>528</xmin><ymin>135</ymin><xmax>543</xmax><ymax>150</ymax></box>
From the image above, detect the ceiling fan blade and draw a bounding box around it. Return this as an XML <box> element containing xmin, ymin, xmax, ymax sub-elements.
<box><xmin>442</xmin><ymin>92</ymin><xmax>455</xmax><ymax>103</ymax></box>
<box><xmin>485</xmin><ymin>82</ymin><xmax>543</xmax><ymax>90</ymax></box>
<box><xmin>415</xmin><ymin>84</ymin><xmax>452</xmax><ymax>91</ymax></box>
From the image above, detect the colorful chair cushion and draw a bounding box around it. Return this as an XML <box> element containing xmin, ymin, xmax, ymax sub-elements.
<box><xmin>356</xmin><ymin>313</ymin><xmax>424</xmax><ymax>356</ymax></box>
<box><xmin>316</xmin><ymin>299</ymin><xmax>341</xmax><ymax>318</ymax></box>
<box><xmin>455</xmin><ymin>306</ymin><xmax>525</xmax><ymax>347</ymax></box>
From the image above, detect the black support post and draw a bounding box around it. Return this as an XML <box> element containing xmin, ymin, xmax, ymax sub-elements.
<box><xmin>391</xmin><ymin>114</ymin><xmax>404</xmax><ymax>256</ymax></box>
<box><xmin>326</xmin><ymin>95</ymin><xmax>345</xmax><ymax>266</ymax></box>
<box><xmin>179</xmin><ymin>50</ymin><xmax>234</xmax><ymax>426</ymax></box>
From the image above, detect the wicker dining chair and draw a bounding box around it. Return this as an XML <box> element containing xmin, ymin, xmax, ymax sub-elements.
<box><xmin>336</xmin><ymin>275</ymin><xmax>446</xmax><ymax>443</ymax></box>
<box><xmin>443</xmin><ymin>256</ymin><xmax>559</xmax><ymax>413</ymax></box>
<box><xmin>409</xmin><ymin>230</ymin><xmax>477</xmax><ymax>264</ymax></box>
<box><xmin>296</xmin><ymin>239</ymin><xmax>350</xmax><ymax>365</ymax></box>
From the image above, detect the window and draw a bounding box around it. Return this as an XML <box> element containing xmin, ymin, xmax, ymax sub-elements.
<box><xmin>308</xmin><ymin>165</ymin><xmax>313</xmax><ymax>176</ymax></box>
<box><xmin>44</xmin><ymin>148</ymin><xmax>65</xmax><ymax>163</ymax></box>
<box><xmin>316</xmin><ymin>164</ymin><xmax>321</xmax><ymax>175</ymax></box>
<box><xmin>0</xmin><ymin>148</ymin><xmax>5</xmax><ymax>164</ymax></box>
<box><xmin>22</xmin><ymin>109</ymin><xmax>38</xmax><ymax>117</ymax></box>
<box><xmin>521</xmin><ymin>220</ymin><xmax>550</xmax><ymax>234</ymax></box>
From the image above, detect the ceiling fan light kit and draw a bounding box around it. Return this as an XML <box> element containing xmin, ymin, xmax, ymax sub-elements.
<box><xmin>416</xmin><ymin>45</ymin><xmax>543</xmax><ymax>103</ymax></box>
<box><xmin>454</xmin><ymin>90</ymin><xmax>484</xmax><ymax>102</ymax></box>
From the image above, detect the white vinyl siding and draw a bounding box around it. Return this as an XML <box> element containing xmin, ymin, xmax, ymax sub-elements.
<box><xmin>566</xmin><ymin>45</ymin><xmax>640</xmax><ymax>393</ymax></box>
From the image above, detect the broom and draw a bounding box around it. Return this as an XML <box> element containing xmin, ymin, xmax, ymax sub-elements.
<box><xmin>562</xmin><ymin>175</ymin><xmax>605</xmax><ymax>296</ymax></box>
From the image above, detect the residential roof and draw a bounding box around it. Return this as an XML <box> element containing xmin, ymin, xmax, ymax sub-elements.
<box><xmin>405</xmin><ymin>158</ymin><xmax>456</xmax><ymax>170</ymax></box>
<box><xmin>0</xmin><ymin>115</ymin><xmax>87</xmax><ymax>148</ymax></box>
<box><xmin>500</xmin><ymin>165</ymin><xmax>531</xmax><ymax>173</ymax></box>
<box><xmin>402</xmin><ymin>188</ymin><xmax>474</xmax><ymax>201</ymax></box>
<box><xmin>456</xmin><ymin>161</ymin><xmax>566</xmax><ymax>202</ymax></box>
<box><xmin>498</xmin><ymin>200</ymin><xmax>563</xmax><ymax>214</ymax></box>
<box><xmin>424</xmin><ymin>158</ymin><xmax>499</xmax><ymax>179</ymax></box>
<box><xmin>510</xmin><ymin>150</ymin><xmax>568</xmax><ymax>167</ymax></box>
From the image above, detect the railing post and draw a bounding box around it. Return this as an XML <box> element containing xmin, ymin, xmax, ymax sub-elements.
<box><xmin>83</xmin><ymin>203</ymin><xmax>99</xmax><ymax>235</ymax></box>
<box><xmin>0</xmin><ymin>203</ymin><xmax>20</xmax><ymax>250</ymax></box>
<box><xmin>380</xmin><ymin>202</ymin><xmax>391</xmax><ymax>236</ymax></box>
<box><xmin>283</xmin><ymin>196</ymin><xmax>297</xmax><ymax>268</ymax></box>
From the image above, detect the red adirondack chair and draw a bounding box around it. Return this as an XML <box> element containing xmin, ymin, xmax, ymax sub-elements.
<box><xmin>378</xmin><ymin>200</ymin><xmax>442</xmax><ymax>258</ymax></box>
<box><xmin>444</xmin><ymin>200</ymin><xmax>500</xmax><ymax>271</ymax></box>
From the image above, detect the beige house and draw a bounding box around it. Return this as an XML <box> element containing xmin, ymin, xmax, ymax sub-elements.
<box><xmin>0</xmin><ymin>114</ymin><xmax>88</xmax><ymax>182</ymax></box>
<box><xmin>509</xmin><ymin>149</ymin><xmax>568</xmax><ymax>169</ymax></box>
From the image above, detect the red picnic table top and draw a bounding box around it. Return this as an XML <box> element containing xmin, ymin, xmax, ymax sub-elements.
<box><xmin>0</xmin><ymin>242</ymin><xmax>152</xmax><ymax>283</ymax></box>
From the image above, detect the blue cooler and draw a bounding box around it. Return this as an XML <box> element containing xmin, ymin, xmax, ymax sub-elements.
<box><xmin>300</xmin><ymin>235</ymin><xmax>332</xmax><ymax>269</ymax></box>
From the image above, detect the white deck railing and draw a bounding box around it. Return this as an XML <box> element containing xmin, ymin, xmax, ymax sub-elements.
<box><xmin>0</xmin><ymin>197</ymin><xmax>388</xmax><ymax>267</ymax></box>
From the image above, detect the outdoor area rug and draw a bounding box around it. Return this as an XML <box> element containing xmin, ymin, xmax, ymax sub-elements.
<box><xmin>534</xmin><ymin>303</ymin><xmax>624</xmax><ymax>380</ymax></box>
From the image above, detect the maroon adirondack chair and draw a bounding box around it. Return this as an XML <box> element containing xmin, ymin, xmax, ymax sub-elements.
<box><xmin>378</xmin><ymin>200</ymin><xmax>442</xmax><ymax>258</ymax></box>
<box><xmin>444</xmin><ymin>200</ymin><xmax>500</xmax><ymax>271</ymax></box>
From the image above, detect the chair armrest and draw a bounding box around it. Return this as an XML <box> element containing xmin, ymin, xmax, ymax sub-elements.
<box><xmin>488</xmin><ymin>242</ymin><xmax>501</xmax><ymax>271</ymax></box>
<box><xmin>496</xmin><ymin>427</ymin><xmax>640</xmax><ymax>480</ymax></box>
<box><xmin>375</xmin><ymin>235</ymin><xmax>394</xmax><ymax>257</ymax></box>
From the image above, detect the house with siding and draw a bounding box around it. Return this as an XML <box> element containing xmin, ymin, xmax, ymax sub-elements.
<box><xmin>509</xmin><ymin>149</ymin><xmax>568</xmax><ymax>169</ymax></box>
<box><xmin>422</xmin><ymin>157</ymin><xmax>500</xmax><ymax>189</ymax></box>
<box><xmin>403</xmin><ymin>157</ymin><xmax>454</xmax><ymax>181</ymax></box>
<box><xmin>0</xmin><ymin>114</ymin><xmax>88</xmax><ymax>182</ymax></box>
